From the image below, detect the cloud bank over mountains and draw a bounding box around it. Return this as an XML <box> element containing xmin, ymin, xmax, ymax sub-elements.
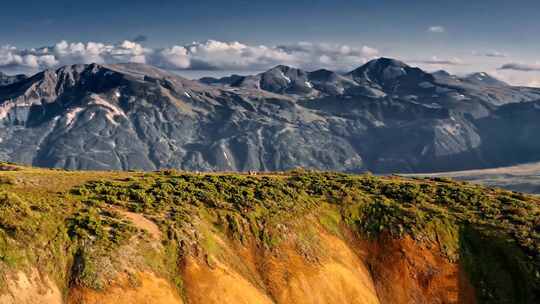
<box><xmin>0</xmin><ymin>40</ymin><xmax>380</xmax><ymax>73</ymax></box>
<box><xmin>499</xmin><ymin>62</ymin><xmax>540</xmax><ymax>72</ymax></box>
<box><xmin>2</xmin><ymin>39</ymin><xmax>539</xmax><ymax>87</ymax></box>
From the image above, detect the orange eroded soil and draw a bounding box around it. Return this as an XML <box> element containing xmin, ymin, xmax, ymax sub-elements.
<box><xmin>180</xmin><ymin>227</ymin><xmax>476</xmax><ymax>304</ymax></box>
<box><xmin>67</xmin><ymin>272</ymin><xmax>182</xmax><ymax>304</ymax></box>
<box><xmin>359</xmin><ymin>234</ymin><xmax>476</xmax><ymax>304</ymax></box>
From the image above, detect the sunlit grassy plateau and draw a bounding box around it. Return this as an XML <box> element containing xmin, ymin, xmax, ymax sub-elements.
<box><xmin>0</xmin><ymin>162</ymin><xmax>539</xmax><ymax>303</ymax></box>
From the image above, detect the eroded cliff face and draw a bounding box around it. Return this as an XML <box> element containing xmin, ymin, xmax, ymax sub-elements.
<box><xmin>67</xmin><ymin>272</ymin><xmax>183</xmax><ymax>304</ymax></box>
<box><xmin>0</xmin><ymin>225</ymin><xmax>475</xmax><ymax>304</ymax></box>
<box><xmin>178</xmin><ymin>228</ymin><xmax>476</xmax><ymax>304</ymax></box>
<box><xmin>181</xmin><ymin>228</ymin><xmax>381</xmax><ymax>304</ymax></box>
<box><xmin>362</xmin><ymin>235</ymin><xmax>476</xmax><ymax>304</ymax></box>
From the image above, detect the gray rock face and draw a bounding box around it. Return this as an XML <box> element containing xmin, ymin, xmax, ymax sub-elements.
<box><xmin>1</xmin><ymin>59</ymin><xmax>540</xmax><ymax>173</ymax></box>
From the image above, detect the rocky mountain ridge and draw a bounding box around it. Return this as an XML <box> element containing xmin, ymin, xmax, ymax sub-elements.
<box><xmin>1</xmin><ymin>58</ymin><xmax>540</xmax><ymax>172</ymax></box>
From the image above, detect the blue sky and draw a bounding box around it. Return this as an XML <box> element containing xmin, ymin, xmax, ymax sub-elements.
<box><xmin>1</xmin><ymin>0</ymin><xmax>540</xmax><ymax>85</ymax></box>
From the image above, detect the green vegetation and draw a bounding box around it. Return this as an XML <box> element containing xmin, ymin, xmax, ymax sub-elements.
<box><xmin>0</xmin><ymin>164</ymin><xmax>539</xmax><ymax>302</ymax></box>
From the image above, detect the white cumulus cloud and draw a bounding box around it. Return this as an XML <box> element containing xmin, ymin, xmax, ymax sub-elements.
<box><xmin>0</xmin><ymin>40</ymin><xmax>380</xmax><ymax>73</ymax></box>
<box><xmin>428</xmin><ymin>26</ymin><xmax>445</xmax><ymax>33</ymax></box>
<box><xmin>157</xmin><ymin>46</ymin><xmax>190</xmax><ymax>69</ymax></box>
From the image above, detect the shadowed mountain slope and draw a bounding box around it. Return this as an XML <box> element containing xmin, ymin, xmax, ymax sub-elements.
<box><xmin>1</xmin><ymin>59</ymin><xmax>540</xmax><ymax>173</ymax></box>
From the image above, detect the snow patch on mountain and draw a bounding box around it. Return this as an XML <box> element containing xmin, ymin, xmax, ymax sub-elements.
<box><xmin>65</xmin><ymin>107</ymin><xmax>84</xmax><ymax>127</ymax></box>
<box><xmin>88</xmin><ymin>94</ymin><xmax>127</xmax><ymax>125</ymax></box>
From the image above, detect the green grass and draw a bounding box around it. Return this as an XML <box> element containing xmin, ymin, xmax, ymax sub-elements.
<box><xmin>318</xmin><ymin>204</ymin><xmax>342</xmax><ymax>236</ymax></box>
<box><xmin>0</xmin><ymin>164</ymin><xmax>539</xmax><ymax>302</ymax></box>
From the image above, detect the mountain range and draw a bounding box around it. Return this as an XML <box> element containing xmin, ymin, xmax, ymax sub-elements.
<box><xmin>1</xmin><ymin>58</ymin><xmax>540</xmax><ymax>173</ymax></box>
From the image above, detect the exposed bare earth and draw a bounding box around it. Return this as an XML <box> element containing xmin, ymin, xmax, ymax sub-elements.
<box><xmin>2</xmin><ymin>224</ymin><xmax>469</xmax><ymax>304</ymax></box>
<box><xmin>68</xmin><ymin>272</ymin><xmax>183</xmax><ymax>304</ymax></box>
<box><xmin>0</xmin><ymin>269</ymin><xmax>62</xmax><ymax>304</ymax></box>
<box><xmin>179</xmin><ymin>224</ymin><xmax>471</xmax><ymax>304</ymax></box>
<box><xmin>113</xmin><ymin>208</ymin><xmax>162</xmax><ymax>240</ymax></box>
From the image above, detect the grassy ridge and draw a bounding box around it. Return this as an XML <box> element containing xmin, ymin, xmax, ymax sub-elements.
<box><xmin>0</xmin><ymin>165</ymin><xmax>539</xmax><ymax>302</ymax></box>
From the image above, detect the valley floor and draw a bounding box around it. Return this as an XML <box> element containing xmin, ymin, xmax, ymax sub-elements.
<box><xmin>408</xmin><ymin>161</ymin><xmax>540</xmax><ymax>194</ymax></box>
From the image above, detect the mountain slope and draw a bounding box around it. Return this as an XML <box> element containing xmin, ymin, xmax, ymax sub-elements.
<box><xmin>1</xmin><ymin>59</ymin><xmax>540</xmax><ymax>173</ymax></box>
<box><xmin>0</xmin><ymin>166</ymin><xmax>538</xmax><ymax>303</ymax></box>
<box><xmin>462</xmin><ymin>72</ymin><xmax>509</xmax><ymax>87</ymax></box>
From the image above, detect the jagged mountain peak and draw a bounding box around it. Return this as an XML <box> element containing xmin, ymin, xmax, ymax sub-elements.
<box><xmin>199</xmin><ymin>74</ymin><xmax>245</xmax><ymax>86</ymax></box>
<box><xmin>13</xmin><ymin>63</ymin><xmax>129</xmax><ymax>98</ymax></box>
<box><xmin>261</xmin><ymin>65</ymin><xmax>308</xmax><ymax>80</ymax></box>
<box><xmin>2</xmin><ymin>62</ymin><xmax>202</xmax><ymax>101</ymax></box>
<box><xmin>309</xmin><ymin>68</ymin><xmax>335</xmax><ymax>76</ymax></box>
<box><xmin>349</xmin><ymin>57</ymin><xmax>411</xmax><ymax>73</ymax></box>
<box><xmin>462</xmin><ymin>72</ymin><xmax>508</xmax><ymax>86</ymax></box>
<box><xmin>308</xmin><ymin>69</ymin><xmax>342</xmax><ymax>80</ymax></box>
<box><xmin>258</xmin><ymin>65</ymin><xmax>312</xmax><ymax>94</ymax></box>
<box><xmin>361</xmin><ymin>57</ymin><xmax>409</xmax><ymax>69</ymax></box>
<box><xmin>104</xmin><ymin>62</ymin><xmax>189</xmax><ymax>81</ymax></box>
<box><xmin>205</xmin><ymin>64</ymin><xmax>315</xmax><ymax>94</ymax></box>
<box><xmin>2</xmin><ymin>61</ymin><xmax>540</xmax><ymax>174</ymax></box>
<box><xmin>348</xmin><ymin>57</ymin><xmax>430</xmax><ymax>85</ymax></box>
<box><xmin>0</xmin><ymin>62</ymin><xmax>216</xmax><ymax>129</ymax></box>
<box><xmin>348</xmin><ymin>57</ymin><xmax>409</xmax><ymax>78</ymax></box>
<box><xmin>432</xmin><ymin>70</ymin><xmax>452</xmax><ymax>78</ymax></box>
<box><xmin>197</xmin><ymin>57</ymin><xmax>534</xmax><ymax>104</ymax></box>
<box><xmin>28</xmin><ymin>62</ymin><xmax>190</xmax><ymax>85</ymax></box>
<box><xmin>266</xmin><ymin>64</ymin><xmax>300</xmax><ymax>72</ymax></box>
<box><xmin>346</xmin><ymin>57</ymin><xmax>435</xmax><ymax>96</ymax></box>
